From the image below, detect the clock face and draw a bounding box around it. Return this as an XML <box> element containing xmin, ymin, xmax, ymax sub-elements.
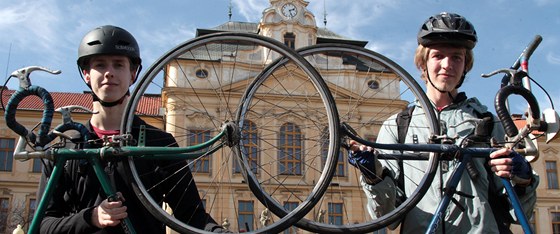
<box><xmin>281</xmin><ymin>3</ymin><xmax>297</xmax><ymax>18</ymax></box>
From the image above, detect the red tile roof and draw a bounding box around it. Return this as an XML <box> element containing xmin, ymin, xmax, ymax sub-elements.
<box><xmin>512</xmin><ymin>115</ymin><xmax>544</xmax><ymax>135</ymax></box>
<box><xmin>1</xmin><ymin>88</ymin><xmax>161</xmax><ymax>116</ymax></box>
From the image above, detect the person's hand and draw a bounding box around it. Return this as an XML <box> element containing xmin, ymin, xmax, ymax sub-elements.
<box><xmin>488</xmin><ymin>148</ymin><xmax>532</xmax><ymax>186</ymax></box>
<box><xmin>91</xmin><ymin>192</ymin><xmax>128</xmax><ymax>228</ymax></box>
<box><xmin>348</xmin><ymin>140</ymin><xmax>383</xmax><ymax>184</ymax></box>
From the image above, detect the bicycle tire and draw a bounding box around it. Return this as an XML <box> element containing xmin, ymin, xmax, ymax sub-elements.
<box><xmin>233</xmin><ymin>42</ymin><xmax>341</xmax><ymax>233</ymax></box>
<box><xmin>121</xmin><ymin>32</ymin><xmax>337</xmax><ymax>233</ymax></box>
<box><xmin>241</xmin><ymin>43</ymin><xmax>440</xmax><ymax>232</ymax></box>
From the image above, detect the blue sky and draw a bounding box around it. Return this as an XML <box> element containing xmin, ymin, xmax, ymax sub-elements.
<box><xmin>1</xmin><ymin>0</ymin><xmax>559</xmax><ymax>115</ymax></box>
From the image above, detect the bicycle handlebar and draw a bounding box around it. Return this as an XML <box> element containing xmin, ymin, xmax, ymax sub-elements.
<box><xmin>4</xmin><ymin>66</ymin><xmax>91</xmax><ymax>148</ymax></box>
<box><xmin>5</xmin><ymin>85</ymin><xmax>54</xmax><ymax>147</ymax></box>
<box><xmin>495</xmin><ymin>85</ymin><xmax>540</xmax><ymax>137</ymax></box>
<box><xmin>500</xmin><ymin>35</ymin><xmax>542</xmax><ymax>87</ymax></box>
<box><xmin>490</xmin><ymin>36</ymin><xmax>542</xmax><ymax>137</ymax></box>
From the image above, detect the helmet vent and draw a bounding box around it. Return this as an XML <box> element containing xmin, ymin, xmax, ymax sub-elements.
<box><xmin>87</xmin><ymin>40</ymin><xmax>102</xmax><ymax>46</ymax></box>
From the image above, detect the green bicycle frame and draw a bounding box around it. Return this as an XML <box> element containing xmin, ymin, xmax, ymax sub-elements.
<box><xmin>20</xmin><ymin>128</ymin><xmax>226</xmax><ymax>234</ymax></box>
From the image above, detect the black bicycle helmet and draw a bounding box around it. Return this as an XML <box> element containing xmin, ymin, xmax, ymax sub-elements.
<box><xmin>77</xmin><ymin>25</ymin><xmax>141</xmax><ymax>70</ymax></box>
<box><xmin>417</xmin><ymin>12</ymin><xmax>477</xmax><ymax>49</ymax></box>
<box><xmin>77</xmin><ymin>25</ymin><xmax>142</xmax><ymax>107</ymax></box>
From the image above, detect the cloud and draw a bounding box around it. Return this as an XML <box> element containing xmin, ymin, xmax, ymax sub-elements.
<box><xmin>534</xmin><ymin>0</ymin><xmax>556</xmax><ymax>6</ymax></box>
<box><xmin>233</xmin><ymin>0</ymin><xmax>269</xmax><ymax>22</ymax></box>
<box><xmin>0</xmin><ymin>1</ymin><xmax>62</xmax><ymax>51</ymax></box>
<box><xmin>310</xmin><ymin>0</ymin><xmax>398</xmax><ymax>40</ymax></box>
<box><xmin>548</xmin><ymin>52</ymin><xmax>560</xmax><ymax>65</ymax></box>
<box><xmin>136</xmin><ymin>24</ymin><xmax>197</xmax><ymax>67</ymax></box>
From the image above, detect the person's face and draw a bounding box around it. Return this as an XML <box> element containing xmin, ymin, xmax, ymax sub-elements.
<box><xmin>425</xmin><ymin>45</ymin><xmax>466</xmax><ymax>93</ymax></box>
<box><xmin>83</xmin><ymin>55</ymin><xmax>135</xmax><ymax>102</ymax></box>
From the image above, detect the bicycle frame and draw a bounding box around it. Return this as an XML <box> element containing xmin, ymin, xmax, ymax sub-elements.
<box><xmin>3</xmin><ymin>66</ymin><xmax>232</xmax><ymax>233</ymax></box>
<box><xmin>343</xmin><ymin>128</ymin><xmax>534</xmax><ymax>234</ymax></box>
<box><xmin>13</xmin><ymin>126</ymin><xmax>227</xmax><ymax>234</ymax></box>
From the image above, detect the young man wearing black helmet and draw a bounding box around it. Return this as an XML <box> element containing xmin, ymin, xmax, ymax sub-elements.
<box><xmin>348</xmin><ymin>12</ymin><xmax>538</xmax><ymax>233</ymax></box>
<box><xmin>38</xmin><ymin>25</ymin><xmax>225</xmax><ymax>233</ymax></box>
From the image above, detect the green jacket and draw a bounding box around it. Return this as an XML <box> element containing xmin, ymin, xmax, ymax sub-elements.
<box><xmin>362</xmin><ymin>94</ymin><xmax>539</xmax><ymax>233</ymax></box>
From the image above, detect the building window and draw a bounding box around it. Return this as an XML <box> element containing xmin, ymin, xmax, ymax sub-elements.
<box><xmin>278</xmin><ymin>123</ymin><xmax>302</xmax><ymax>175</ymax></box>
<box><xmin>374</xmin><ymin>229</ymin><xmax>388</xmax><ymax>234</ymax></box>
<box><xmin>0</xmin><ymin>138</ymin><xmax>15</xmax><ymax>172</ymax></box>
<box><xmin>200</xmin><ymin>198</ymin><xmax>206</xmax><ymax>211</ymax></box>
<box><xmin>552</xmin><ymin>212</ymin><xmax>560</xmax><ymax>234</ymax></box>
<box><xmin>235</xmin><ymin>121</ymin><xmax>258</xmax><ymax>174</ymax></box>
<box><xmin>546</xmin><ymin>161</ymin><xmax>559</xmax><ymax>189</ymax></box>
<box><xmin>27</xmin><ymin>198</ymin><xmax>37</xmax><ymax>225</ymax></box>
<box><xmin>283</xmin><ymin>202</ymin><xmax>299</xmax><ymax>234</ymax></box>
<box><xmin>322</xmin><ymin>128</ymin><xmax>345</xmax><ymax>177</ymax></box>
<box><xmin>188</xmin><ymin>129</ymin><xmax>212</xmax><ymax>173</ymax></box>
<box><xmin>0</xmin><ymin>198</ymin><xmax>9</xmax><ymax>233</ymax></box>
<box><xmin>328</xmin><ymin>202</ymin><xmax>343</xmax><ymax>225</ymax></box>
<box><xmin>529</xmin><ymin>210</ymin><xmax>536</xmax><ymax>234</ymax></box>
<box><xmin>32</xmin><ymin>159</ymin><xmax>42</xmax><ymax>173</ymax></box>
<box><xmin>238</xmin><ymin>200</ymin><xmax>254</xmax><ymax>232</ymax></box>
<box><xmin>195</xmin><ymin>68</ymin><xmax>209</xmax><ymax>78</ymax></box>
<box><xmin>284</xmin><ymin>33</ymin><xmax>295</xmax><ymax>49</ymax></box>
<box><xmin>365</xmin><ymin>135</ymin><xmax>377</xmax><ymax>143</ymax></box>
<box><xmin>367</xmin><ymin>79</ymin><xmax>380</xmax><ymax>90</ymax></box>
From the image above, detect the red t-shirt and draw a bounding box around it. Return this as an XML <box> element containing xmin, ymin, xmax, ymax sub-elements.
<box><xmin>91</xmin><ymin>125</ymin><xmax>120</xmax><ymax>139</ymax></box>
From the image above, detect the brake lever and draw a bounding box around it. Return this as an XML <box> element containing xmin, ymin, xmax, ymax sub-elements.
<box><xmin>56</xmin><ymin>105</ymin><xmax>97</xmax><ymax>125</ymax></box>
<box><xmin>10</xmin><ymin>66</ymin><xmax>61</xmax><ymax>89</ymax></box>
<box><xmin>481</xmin><ymin>68</ymin><xmax>527</xmax><ymax>87</ymax></box>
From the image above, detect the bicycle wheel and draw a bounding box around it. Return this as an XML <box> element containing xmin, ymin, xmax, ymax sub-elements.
<box><xmin>240</xmin><ymin>44</ymin><xmax>439</xmax><ymax>233</ymax></box>
<box><xmin>233</xmin><ymin>42</ymin><xmax>341</xmax><ymax>233</ymax></box>
<box><xmin>121</xmin><ymin>32</ymin><xmax>338</xmax><ymax>233</ymax></box>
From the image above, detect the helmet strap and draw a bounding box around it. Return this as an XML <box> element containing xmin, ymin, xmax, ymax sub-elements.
<box><xmin>426</xmin><ymin>69</ymin><xmax>460</xmax><ymax>103</ymax></box>
<box><xmin>455</xmin><ymin>72</ymin><xmax>466</xmax><ymax>89</ymax></box>
<box><xmin>78</xmin><ymin>63</ymin><xmax>141</xmax><ymax>108</ymax></box>
<box><xmin>426</xmin><ymin>70</ymin><xmax>447</xmax><ymax>94</ymax></box>
<box><xmin>91</xmin><ymin>91</ymin><xmax>130</xmax><ymax>107</ymax></box>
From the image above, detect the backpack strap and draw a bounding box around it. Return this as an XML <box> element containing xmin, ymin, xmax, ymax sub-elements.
<box><xmin>395</xmin><ymin>106</ymin><xmax>415</xmax><ymax>192</ymax></box>
<box><xmin>396</xmin><ymin>106</ymin><xmax>415</xmax><ymax>145</ymax></box>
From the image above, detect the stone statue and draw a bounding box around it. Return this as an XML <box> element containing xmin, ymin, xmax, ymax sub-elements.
<box><xmin>317</xmin><ymin>209</ymin><xmax>325</xmax><ymax>223</ymax></box>
<box><xmin>12</xmin><ymin>224</ymin><xmax>24</xmax><ymax>234</ymax></box>
<box><xmin>260</xmin><ymin>208</ymin><xmax>271</xmax><ymax>227</ymax></box>
<box><xmin>222</xmin><ymin>217</ymin><xmax>230</xmax><ymax>230</ymax></box>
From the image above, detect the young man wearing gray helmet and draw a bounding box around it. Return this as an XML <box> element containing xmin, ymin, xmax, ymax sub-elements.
<box><xmin>38</xmin><ymin>25</ymin><xmax>225</xmax><ymax>233</ymax></box>
<box><xmin>348</xmin><ymin>12</ymin><xmax>538</xmax><ymax>233</ymax></box>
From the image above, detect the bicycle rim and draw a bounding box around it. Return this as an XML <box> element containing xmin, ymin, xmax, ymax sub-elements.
<box><xmin>244</xmin><ymin>43</ymin><xmax>439</xmax><ymax>232</ymax></box>
<box><xmin>121</xmin><ymin>32</ymin><xmax>337</xmax><ymax>233</ymax></box>
<box><xmin>234</xmin><ymin>40</ymin><xmax>341</xmax><ymax>232</ymax></box>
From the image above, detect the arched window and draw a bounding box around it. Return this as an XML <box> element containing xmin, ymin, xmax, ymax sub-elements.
<box><xmin>195</xmin><ymin>68</ymin><xmax>209</xmax><ymax>78</ymax></box>
<box><xmin>278</xmin><ymin>122</ymin><xmax>302</xmax><ymax>175</ymax></box>
<box><xmin>187</xmin><ymin>129</ymin><xmax>212</xmax><ymax>173</ymax></box>
<box><xmin>321</xmin><ymin>128</ymin><xmax>345</xmax><ymax>177</ymax></box>
<box><xmin>235</xmin><ymin>120</ymin><xmax>259</xmax><ymax>174</ymax></box>
<box><xmin>284</xmin><ymin>33</ymin><xmax>295</xmax><ymax>49</ymax></box>
<box><xmin>367</xmin><ymin>79</ymin><xmax>380</xmax><ymax>90</ymax></box>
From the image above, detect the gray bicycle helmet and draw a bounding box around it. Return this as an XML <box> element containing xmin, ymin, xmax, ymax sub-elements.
<box><xmin>77</xmin><ymin>25</ymin><xmax>141</xmax><ymax>70</ymax></box>
<box><xmin>417</xmin><ymin>12</ymin><xmax>477</xmax><ymax>49</ymax></box>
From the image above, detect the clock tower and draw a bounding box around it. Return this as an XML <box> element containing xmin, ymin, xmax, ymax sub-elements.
<box><xmin>259</xmin><ymin>0</ymin><xmax>317</xmax><ymax>49</ymax></box>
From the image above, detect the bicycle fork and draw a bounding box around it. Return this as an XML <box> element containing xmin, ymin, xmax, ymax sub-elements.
<box><xmin>425</xmin><ymin>154</ymin><xmax>534</xmax><ymax>234</ymax></box>
<box><xmin>426</xmin><ymin>154</ymin><xmax>473</xmax><ymax>234</ymax></box>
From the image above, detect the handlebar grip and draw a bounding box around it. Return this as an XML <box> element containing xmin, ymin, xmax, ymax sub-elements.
<box><xmin>48</xmin><ymin>122</ymin><xmax>92</xmax><ymax>143</ymax></box>
<box><xmin>495</xmin><ymin>85</ymin><xmax>540</xmax><ymax>137</ymax></box>
<box><xmin>5</xmin><ymin>86</ymin><xmax>54</xmax><ymax>146</ymax></box>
